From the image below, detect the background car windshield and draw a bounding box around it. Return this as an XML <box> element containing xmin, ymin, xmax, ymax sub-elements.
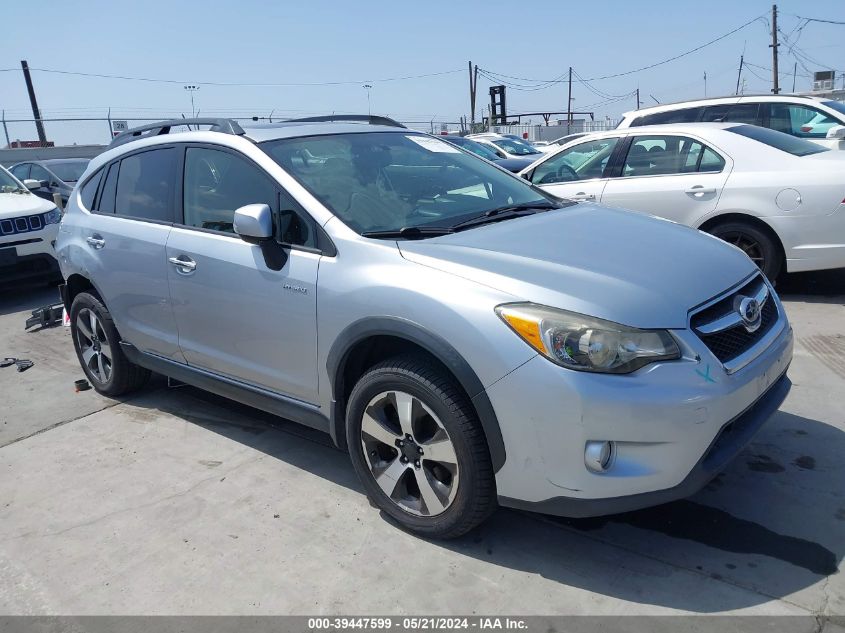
<box><xmin>261</xmin><ymin>132</ymin><xmax>553</xmax><ymax>233</ymax></box>
<box><xmin>0</xmin><ymin>167</ymin><xmax>23</xmax><ymax>192</ymax></box>
<box><xmin>455</xmin><ymin>138</ymin><xmax>500</xmax><ymax>161</ymax></box>
<box><xmin>727</xmin><ymin>124</ymin><xmax>828</xmax><ymax>156</ymax></box>
<box><xmin>49</xmin><ymin>161</ymin><xmax>89</xmax><ymax>182</ymax></box>
<box><xmin>492</xmin><ymin>138</ymin><xmax>541</xmax><ymax>155</ymax></box>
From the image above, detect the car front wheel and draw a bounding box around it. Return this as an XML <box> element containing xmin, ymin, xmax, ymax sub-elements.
<box><xmin>346</xmin><ymin>354</ymin><xmax>496</xmax><ymax>538</ymax></box>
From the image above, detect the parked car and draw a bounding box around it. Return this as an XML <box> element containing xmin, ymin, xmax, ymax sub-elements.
<box><xmin>617</xmin><ymin>95</ymin><xmax>845</xmax><ymax>148</ymax></box>
<box><xmin>9</xmin><ymin>158</ymin><xmax>91</xmax><ymax>205</ymax></box>
<box><xmin>442</xmin><ymin>135</ymin><xmax>536</xmax><ymax>173</ymax></box>
<box><xmin>467</xmin><ymin>133</ymin><xmax>545</xmax><ymax>159</ymax></box>
<box><xmin>533</xmin><ymin>133</ymin><xmax>592</xmax><ymax>153</ymax></box>
<box><xmin>520</xmin><ymin>122</ymin><xmax>845</xmax><ymax>279</ymax></box>
<box><xmin>0</xmin><ymin>165</ymin><xmax>62</xmax><ymax>284</ymax></box>
<box><xmin>57</xmin><ymin>116</ymin><xmax>793</xmax><ymax>538</ymax></box>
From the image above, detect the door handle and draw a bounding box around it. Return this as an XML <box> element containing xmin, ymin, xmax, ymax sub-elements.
<box><xmin>685</xmin><ymin>186</ymin><xmax>717</xmax><ymax>196</ymax></box>
<box><xmin>86</xmin><ymin>236</ymin><xmax>105</xmax><ymax>249</ymax></box>
<box><xmin>168</xmin><ymin>256</ymin><xmax>197</xmax><ymax>273</ymax></box>
<box><xmin>570</xmin><ymin>192</ymin><xmax>596</xmax><ymax>201</ymax></box>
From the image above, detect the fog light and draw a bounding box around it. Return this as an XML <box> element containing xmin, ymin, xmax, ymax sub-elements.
<box><xmin>585</xmin><ymin>440</ymin><xmax>614</xmax><ymax>473</ymax></box>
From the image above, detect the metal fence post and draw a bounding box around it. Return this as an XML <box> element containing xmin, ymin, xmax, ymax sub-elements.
<box><xmin>1</xmin><ymin>111</ymin><xmax>9</xmax><ymax>148</ymax></box>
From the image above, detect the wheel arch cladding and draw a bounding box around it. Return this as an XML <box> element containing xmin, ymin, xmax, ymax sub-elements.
<box><xmin>327</xmin><ymin>317</ymin><xmax>506</xmax><ymax>472</ymax></box>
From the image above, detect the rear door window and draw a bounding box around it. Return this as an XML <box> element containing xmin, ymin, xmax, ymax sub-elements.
<box><xmin>630</xmin><ymin>107</ymin><xmax>703</xmax><ymax>126</ymax></box>
<box><xmin>623</xmin><ymin>135</ymin><xmax>724</xmax><ymax>176</ymax></box>
<box><xmin>114</xmin><ymin>148</ymin><xmax>177</xmax><ymax>222</ymax></box>
<box><xmin>97</xmin><ymin>163</ymin><xmax>119</xmax><ymax>214</ymax></box>
<box><xmin>702</xmin><ymin>103</ymin><xmax>760</xmax><ymax>125</ymax></box>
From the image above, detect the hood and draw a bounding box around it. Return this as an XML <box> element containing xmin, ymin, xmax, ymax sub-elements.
<box><xmin>0</xmin><ymin>192</ymin><xmax>56</xmax><ymax>218</ymax></box>
<box><xmin>398</xmin><ymin>204</ymin><xmax>757</xmax><ymax>329</ymax></box>
<box><xmin>494</xmin><ymin>157</ymin><xmax>536</xmax><ymax>173</ymax></box>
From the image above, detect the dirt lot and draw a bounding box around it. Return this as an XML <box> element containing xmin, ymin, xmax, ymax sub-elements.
<box><xmin>0</xmin><ymin>272</ymin><xmax>843</xmax><ymax>617</ymax></box>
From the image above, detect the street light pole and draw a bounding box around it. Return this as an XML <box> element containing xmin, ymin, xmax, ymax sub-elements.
<box><xmin>184</xmin><ymin>85</ymin><xmax>200</xmax><ymax>118</ymax></box>
<box><xmin>363</xmin><ymin>84</ymin><xmax>372</xmax><ymax>115</ymax></box>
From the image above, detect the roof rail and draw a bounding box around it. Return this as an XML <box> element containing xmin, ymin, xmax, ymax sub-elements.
<box><xmin>283</xmin><ymin>114</ymin><xmax>406</xmax><ymax>129</ymax></box>
<box><xmin>109</xmin><ymin>118</ymin><xmax>245</xmax><ymax>148</ymax></box>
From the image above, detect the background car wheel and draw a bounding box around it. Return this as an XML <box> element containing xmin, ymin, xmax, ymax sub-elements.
<box><xmin>346</xmin><ymin>354</ymin><xmax>496</xmax><ymax>539</ymax></box>
<box><xmin>70</xmin><ymin>292</ymin><xmax>150</xmax><ymax>397</ymax></box>
<box><xmin>707</xmin><ymin>221</ymin><xmax>782</xmax><ymax>280</ymax></box>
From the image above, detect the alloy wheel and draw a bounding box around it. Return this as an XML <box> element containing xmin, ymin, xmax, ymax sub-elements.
<box><xmin>720</xmin><ymin>231</ymin><xmax>765</xmax><ymax>268</ymax></box>
<box><xmin>360</xmin><ymin>390</ymin><xmax>459</xmax><ymax>517</ymax></box>
<box><xmin>75</xmin><ymin>308</ymin><xmax>112</xmax><ymax>383</ymax></box>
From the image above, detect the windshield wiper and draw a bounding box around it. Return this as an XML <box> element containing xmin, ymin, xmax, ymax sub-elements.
<box><xmin>362</xmin><ymin>226</ymin><xmax>455</xmax><ymax>240</ymax></box>
<box><xmin>449</xmin><ymin>201</ymin><xmax>557</xmax><ymax>231</ymax></box>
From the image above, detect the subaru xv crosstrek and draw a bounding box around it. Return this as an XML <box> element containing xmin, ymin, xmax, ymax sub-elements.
<box><xmin>56</xmin><ymin>116</ymin><xmax>793</xmax><ymax>538</ymax></box>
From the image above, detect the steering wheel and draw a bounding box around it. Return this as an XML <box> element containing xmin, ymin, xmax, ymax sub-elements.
<box><xmin>555</xmin><ymin>164</ymin><xmax>579</xmax><ymax>182</ymax></box>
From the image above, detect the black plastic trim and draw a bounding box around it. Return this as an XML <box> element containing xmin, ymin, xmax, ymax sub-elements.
<box><xmin>326</xmin><ymin>317</ymin><xmax>506</xmax><ymax>472</ymax></box>
<box><xmin>120</xmin><ymin>343</ymin><xmax>330</xmax><ymax>434</ymax></box>
<box><xmin>110</xmin><ymin>118</ymin><xmax>245</xmax><ymax>148</ymax></box>
<box><xmin>284</xmin><ymin>114</ymin><xmax>406</xmax><ymax>129</ymax></box>
<box><xmin>500</xmin><ymin>372</ymin><xmax>791</xmax><ymax>518</ymax></box>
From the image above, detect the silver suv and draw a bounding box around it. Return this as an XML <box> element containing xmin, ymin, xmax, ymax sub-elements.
<box><xmin>56</xmin><ymin>116</ymin><xmax>794</xmax><ymax>538</ymax></box>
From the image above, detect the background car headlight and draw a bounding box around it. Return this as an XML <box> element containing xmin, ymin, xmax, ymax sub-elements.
<box><xmin>496</xmin><ymin>303</ymin><xmax>680</xmax><ymax>374</ymax></box>
<box><xmin>43</xmin><ymin>207</ymin><xmax>62</xmax><ymax>225</ymax></box>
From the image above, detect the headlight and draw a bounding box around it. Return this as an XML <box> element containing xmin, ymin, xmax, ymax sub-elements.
<box><xmin>496</xmin><ymin>303</ymin><xmax>680</xmax><ymax>374</ymax></box>
<box><xmin>43</xmin><ymin>207</ymin><xmax>62</xmax><ymax>225</ymax></box>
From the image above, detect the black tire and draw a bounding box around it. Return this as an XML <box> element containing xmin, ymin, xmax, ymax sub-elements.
<box><xmin>346</xmin><ymin>354</ymin><xmax>496</xmax><ymax>539</ymax></box>
<box><xmin>707</xmin><ymin>221</ymin><xmax>782</xmax><ymax>280</ymax></box>
<box><xmin>70</xmin><ymin>291</ymin><xmax>150</xmax><ymax>397</ymax></box>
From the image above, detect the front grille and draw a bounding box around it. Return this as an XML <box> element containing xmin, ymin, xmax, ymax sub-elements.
<box><xmin>0</xmin><ymin>213</ymin><xmax>47</xmax><ymax>236</ymax></box>
<box><xmin>690</xmin><ymin>274</ymin><xmax>780</xmax><ymax>368</ymax></box>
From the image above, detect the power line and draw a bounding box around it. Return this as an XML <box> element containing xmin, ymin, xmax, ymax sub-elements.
<box><xmin>4</xmin><ymin>67</ymin><xmax>463</xmax><ymax>87</ymax></box>
<box><xmin>479</xmin><ymin>13</ymin><xmax>767</xmax><ymax>86</ymax></box>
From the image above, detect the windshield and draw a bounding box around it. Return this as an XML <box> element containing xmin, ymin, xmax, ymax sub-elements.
<box><xmin>822</xmin><ymin>100</ymin><xmax>845</xmax><ymax>117</ymax></box>
<box><xmin>491</xmin><ymin>138</ymin><xmax>541</xmax><ymax>156</ymax></box>
<box><xmin>260</xmin><ymin>132</ymin><xmax>556</xmax><ymax>234</ymax></box>
<box><xmin>0</xmin><ymin>167</ymin><xmax>26</xmax><ymax>193</ymax></box>
<box><xmin>447</xmin><ymin>137</ymin><xmax>501</xmax><ymax>161</ymax></box>
<box><xmin>48</xmin><ymin>160</ymin><xmax>89</xmax><ymax>182</ymax></box>
<box><xmin>727</xmin><ymin>124</ymin><xmax>828</xmax><ymax>156</ymax></box>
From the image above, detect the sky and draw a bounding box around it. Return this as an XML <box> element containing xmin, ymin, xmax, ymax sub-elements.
<box><xmin>1</xmin><ymin>0</ymin><xmax>843</xmax><ymax>145</ymax></box>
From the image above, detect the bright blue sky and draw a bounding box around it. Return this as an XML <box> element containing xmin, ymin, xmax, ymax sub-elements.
<box><xmin>1</xmin><ymin>0</ymin><xmax>843</xmax><ymax>144</ymax></box>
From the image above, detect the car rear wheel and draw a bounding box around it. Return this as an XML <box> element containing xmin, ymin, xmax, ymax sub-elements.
<box><xmin>707</xmin><ymin>221</ymin><xmax>782</xmax><ymax>280</ymax></box>
<box><xmin>346</xmin><ymin>354</ymin><xmax>496</xmax><ymax>538</ymax></box>
<box><xmin>70</xmin><ymin>292</ymin><xmax>150</xmax><ymax>397</ymax></box>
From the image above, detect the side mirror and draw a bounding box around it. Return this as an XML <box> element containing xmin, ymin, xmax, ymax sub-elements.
<box><xmin>826</xmin><ymin>125</ymin><xmax>845</xmax><ymax>140</ymax></box>
<box><xmin>23</xmin><ymin>179</ymin><xmax>41</xmax><ymax>190</ymax></box>
<box><xmin>233</xmin><ymin>203</ymin><xmax>287</xmax><ymax>271</ymax></box>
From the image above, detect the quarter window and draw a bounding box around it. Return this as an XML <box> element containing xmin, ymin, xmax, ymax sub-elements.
<box><xmin>183</xmin><ymin>147</ymin><xmax>276</xmax><ymax>234</ymax></box>
<box><xmin>766</xmin><ymin>103</ymin><xmax>840</xmax><ymax>138</ymax></box>
<box><xmin>10</xmin><ymin>164</ymin><xmax>30</xmax><ymax>180</ymax></box>
<box><xmin>80</xmin><ymin>169</ymin><xmax>103</xmax><ymax>210</ymax></box>
<box><xmin>97</xmin><ymin>163</ymin><xmax>119</xmax><ymax>214</ymax></box>
<box><xmin>531</xmin><ymin>137</ymin><xmax>619</xmax><ymax>184</ymax></box>
<box><xmin>114</xmin><ymin>148</ymin><xmax>176</xmax><ymax>222</ymax></box>
<box><xmin>623</xmin><ymin>135</ymin><xmax>724</xmax><ymax>176</ymax></box>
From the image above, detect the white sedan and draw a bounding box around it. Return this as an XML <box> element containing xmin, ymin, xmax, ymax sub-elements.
<box><xmin>467</xmin><ymin>134</ymin><xmax>545</xmax><ymax>160</ymax></box>
<box><xmin>519</xmin><ymin>122</ymin><xmax>845</xmax><ymax>278</ymax></box>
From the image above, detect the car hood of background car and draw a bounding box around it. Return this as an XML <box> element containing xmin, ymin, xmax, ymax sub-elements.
<box><xmin>398</xmin><ymin>203</ymin><xmax>757</xmax><ymax>329</ymax></box>
<box><xmin>0</xmin><ymin>192</ymin><xmax>56</xmax><ymax>218</ymax></box>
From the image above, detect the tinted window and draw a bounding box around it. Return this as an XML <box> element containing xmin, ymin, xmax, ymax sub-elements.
<box><xmin>98</xmin><ymin>163</ymin><xmax>119</xmax><ymax>214</ymax></box>
<box><xmin>490</xmin><ymin>138</ymin><xmax>541</xmax><ymax>156</ymax></box>
<box><xmin>767</xmin><ymin>103</ymin><xmax>839</xmax><ymax>138</ymax></box>
<box><xmin>115</xmin><ymin>149</ymin><xmax>176</xmax><ymax>221</ymax></box>
<box><xmin>702</xmin><ymin>103</ymin><xmax>759</xmax><ymax>125</ymax></box>
<box><xmin>623</xmin><ymin>135</ymin><xmax>724</xmax><ymax>176</ymax></box>
<box><xmin>531</xmin><ymin>137</ymin><xmax>619</xmax><ymax>184</ymax></box>
<box><xmin>10</xmin><ymin>164</ymin><xmax>30</xmax><ymax>180</ymax></box>
<box><xmin>822</xmin><ymin>100</ymin><xmax>845</xmax><ymax>117</ymax></box>
<box><xmin>631</xmin><ymin>107</ymin><xmax>703</xmax><ymax>126</ymax></box>
<box><xmin>727</xmin><ymin>124</ymin><xmax>827</xmax><ymax>156</ymax></box>
<box><xmin>80</xmin><ymin>169</ymin><xmax>103</xmax><ymax>210</ymax></box>
<box><xmin>183</xmin><ymin>147</ymin><xmax>276</xmax><ymax>234</ymax></box>
<box><xmin>30</xmin><ymin>164</ymin><xmax>52</xmax><ymax>183</ymax></box>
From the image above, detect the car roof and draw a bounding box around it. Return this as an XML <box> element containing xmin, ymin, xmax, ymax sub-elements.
<box><xmin>241</xmin><ymin>122</ymin><xmax>410</xmax><ymax>143</ymax></box>
<box><xmin>621</xmin><ymin>94</ymin><xmax>829</xmax><ymax>119</ymax></box>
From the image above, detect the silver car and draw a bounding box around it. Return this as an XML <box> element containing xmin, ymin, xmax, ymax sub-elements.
<box><xmin>56</xmin><ymin>116</ymin><xmax>794</xmax><ymax>538</ymax></box>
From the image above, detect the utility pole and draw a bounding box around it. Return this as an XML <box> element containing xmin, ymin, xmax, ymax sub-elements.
<box><xmin>770</xmin><ymin>4</ymin><xmax>780</xmax><ymax>94</ymax></box>
<box><xmin>792</xmin><ymin>62</ymin><xmax>797</xmax><ymax>92</ymax></box>
<box><xmin>566</xmin><ymin>66</ymin><xmax>573</xmax><ymax>133</ymax></box>
<box><xmin>735</xmin><ymin>55</ymin><xmax>744</xmax><ymax>95</ymax></box>
<box><xmin>20</xmin><ymin>60</ymin><xmax>47</xmax><ymax>144</ymax></box>
<box><xmin>635</xmin><ymin>88</ymin><xmax>641</xmax><ymax>110</ymax></box>
<box><xmin>704</xmin><ymin>71</ymin><xmax>707</xmax><ymax>97</ymax></box>
<box><xmin>468</xmin><ymin>61</ymin><xmax>478</xmax><ymax>130</ymax></box>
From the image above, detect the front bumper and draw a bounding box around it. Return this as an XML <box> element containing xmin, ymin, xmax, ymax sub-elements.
<box><xmin>0</xmin><ymin>225</ymin><xmax>61</xmax><ymax>284</ymax></box>
<box><xmin>488</xmin><ymin>318</ymin><xmax>794</xmax><ymax>517</ymax></box>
